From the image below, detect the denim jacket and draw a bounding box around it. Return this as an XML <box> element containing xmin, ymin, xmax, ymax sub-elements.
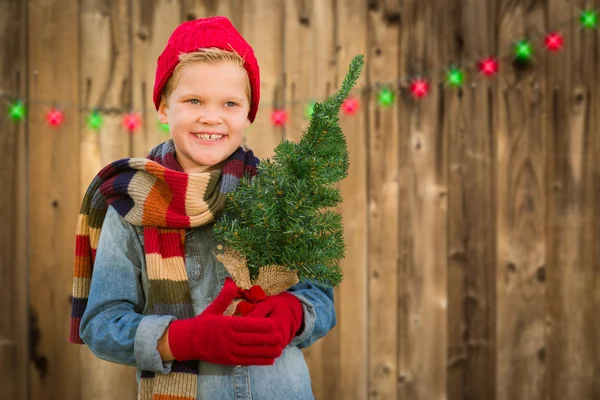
<box><xmin>80</xmin><ymin>206</ymin><xmax>336</xmax><ymax>400</ymax></box>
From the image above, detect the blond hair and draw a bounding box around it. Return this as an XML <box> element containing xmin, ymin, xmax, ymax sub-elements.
<box><xmin>161</xmin><ymin>47</ymin><xmax>251</xmax><ymax>104</ymax></box>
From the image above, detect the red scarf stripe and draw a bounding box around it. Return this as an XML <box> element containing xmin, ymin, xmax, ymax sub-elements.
<box><xmin>164</xmin><ymin>168</ymin><xmax>191</xmax><ymax>227</ymax></box>
<box><xmin>75</xmin><ymin>234</ymin><xmax>91</xmax><ymax>257</ymax></box>
<box><xmin>144</xmin><ymin>230</ymin><xmax>185</xmax><ymax>259</ymax></box>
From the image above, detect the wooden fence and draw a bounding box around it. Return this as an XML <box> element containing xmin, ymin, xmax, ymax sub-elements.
<box><xmin>1</xmin><ymin>0</ymin><xmax>599</xmax><ymax>399</ymax></box>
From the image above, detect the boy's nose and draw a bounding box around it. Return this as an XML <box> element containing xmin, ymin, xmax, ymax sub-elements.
<box><xmin>198</xmin><ymin>110</ymin><xmax>223</xmax><ymax>125</ymax></box>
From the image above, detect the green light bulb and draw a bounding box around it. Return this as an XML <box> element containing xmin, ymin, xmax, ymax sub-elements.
<box><xmin>447</xmin><ymin>68</ymin><xmax>465</xmax><ymax>87</ymax></box>
<box><xmin>9</xmin><ymin>101</ymin><xmax>26</xmax><ymax>121</ymax></box>
<box><xmin>87</xmin><ymin>111</ymin><xmax>103</xmax><ymax>130</ymax></box>
<box><xmin>378</xmin><ymin>87</ymin><xmax>394</xmax><ymax>107</ymax></box>
<box><xmin>580</xmin><ymin>10</ymin><xmax>598</xmax><ymax>29</ymax></box>
<box><xmin>305</xmin><ymin>101</ymin><xmax>316</xmax><ymax>119</ymax></box>
<box><xmin>514</xmin><ymin>40</ymin><xmax>534</xmax><ymax>62</ymax></box>
<box><xmin>159</xmin><ymin>121</ymin><xmax>170</xmax><ymax>134</ymax></box>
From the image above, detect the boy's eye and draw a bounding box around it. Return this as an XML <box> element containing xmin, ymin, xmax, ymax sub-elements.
<box><xmin>187</xmin><ymin>99</ymin><xmax>201</xmax><ymax>105</ymax></box>
<box><xmin>225</xmin><ymin>101</ymin><xmax>238</xmax><ymax>107</ymax></box>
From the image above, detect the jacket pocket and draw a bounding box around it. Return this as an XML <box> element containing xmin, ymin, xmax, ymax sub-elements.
<box><xmin>185</xmin><ymin>230</ymin><xmax>203</xmax><ymax>282</ymax></box>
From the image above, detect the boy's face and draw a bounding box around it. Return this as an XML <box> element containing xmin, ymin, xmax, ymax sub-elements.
<box><xmin>158</xmin><ymin>61</ymin><xmax>251</xmax><ymax>173</ymax></box>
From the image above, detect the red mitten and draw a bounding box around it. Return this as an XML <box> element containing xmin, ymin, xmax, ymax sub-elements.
<box><xmin>246</xmin><ymin>292</ymin><xmax>303</xmax><ymax>347</ymax></box>
<box><xmin>167</xmin><ymin>278</ymin><xmax>283</xmax><ymax>365</ymax></box>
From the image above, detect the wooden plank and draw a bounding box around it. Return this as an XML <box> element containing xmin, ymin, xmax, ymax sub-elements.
<box><xmin>179</xmin><ymin>0</ymin><xmax>238</xmax><ymax>21</ymax></box>
<box><xmin>447</xmin><ymin>1</ymin><xmax>497</xmax><ymax>399</ymax></box>
<box><xmin>282</xmin><ymin>0</ymin><xmax>322</xmax><ymax>396</ymax></box>
<box><xmin>592</xmin><ymin>12</ymin><xmax>600</xmax><ymax>400</ymax></box>
<box><xmin>282</xmin><ymin>1</ymin><xmax>340</xmax><ymax>398</ymax></box>
<box><xmin>283</xmin><ymin>0</ymin><xmax>316</xmax><ymax>144</ymax></box>
<box><xmin>78</xmin><ymin>0</ymin><xmax>138</xmax><ymax>398</ymax></box>
<box><xmin>238</xmin><ymin>0</ymin><xmax>284</xmax><ymax>158</ymax></box>
<box><xmin>131</xmin><ymin>1</ymin><xmax>182</xmax><ymax>158</ymax></box>
<box><xmin>367</xmin><ymin>0</ymin><xmax>400</xmax><ymax>398</ymax></box>
<box><xmin>545</xmin><ymin>1</ymin><xmax>600</xmax><ymax>398</ymax></box>
<box><xmin>396</xmin><ymin>0</ymin><xmax>448</xmax><ymax>398</ymax></box>
<box><xmin>495</xmin><ymin>1</ymin><xmax>547</xmax><ymax>399</ymax></box>
<box><xmin>27</xmin><ymin>0</ymin><xmax>81</xmax><ymax>398</ymax></box>
<box><xmin>592</xmin><ymin>8</ymin><xmax>600</xmax><ymax>400</ymax></box>
<box><xmin>336</xmin><ymin>1</ymin><xmax>369</xmax><ymax>399</ymax></box>
<box><xmin>80</xmin><ymin>0</ymin><xmax>133</xmax><ymax>185</ymax></box>
<box><xmin>131</xmin><ymin>0</ymin><xmax>182</xmax><ymax>158</ymax></box>
<box><xmin>0</xmin><ymin>0</ymin><xmax>28</xmax><ymax>398</ymax></box>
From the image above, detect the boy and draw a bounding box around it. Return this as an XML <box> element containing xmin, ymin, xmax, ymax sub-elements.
<box><xmin>70</xmin><ymin>16</ymin><xmax>335</xmax><ymax>400</ymax></box>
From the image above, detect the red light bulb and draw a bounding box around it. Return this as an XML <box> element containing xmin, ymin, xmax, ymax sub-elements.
<box><xmin>123</xmin><ymin>113</ymin><xmax>142</xmax><ymax>133</ymax></box>
<box><xmin>410</xmin><ymin>79</ymin><xmax>429</xmax><ymax>98</ymax></box>
<box><xmin>46</xmin><ymin>108</ymin><xmax>64</xmax><ymax>127</ymax></box>
<box><xmin>478</xmin><ymin>57</ymin><xmax>498</xmax><ymax>76</ymax></box>
<box><xmin>341</xmin><ymin>97</ymin><xmax>360</xmax><ymax>115</ymax></box>
<box><xmin>544</xmin><ymin>32</ymin><xmax>564</xmax><ymax>51</ymax></box>
<box><xmin>271</xmin><ymin>109</ymin><xmax>288</xmax><ymax>127</ymax></box>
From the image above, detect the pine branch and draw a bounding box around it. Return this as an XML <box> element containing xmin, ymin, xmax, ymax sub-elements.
<box><xmin>214</xmin><ymin>55</ymin><xmax>365</xmax><ymax>287</ymax></box>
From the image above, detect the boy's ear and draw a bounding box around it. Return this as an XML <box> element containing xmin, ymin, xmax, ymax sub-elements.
<box><xmin>244</xmin><ymin>117</ymin><xmax>251</xmax><ymax>129</ymax></box>
<box><xmin>158</xmin><ymin>98</ymin><xmax>168</xmax><ymax>124</ymax></box>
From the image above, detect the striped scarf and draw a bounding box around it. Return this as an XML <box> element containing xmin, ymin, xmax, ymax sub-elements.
<box><xmin>69</xmin><ymin>140</ymin><xmax>258</xmax><ymax>400</ymax></box>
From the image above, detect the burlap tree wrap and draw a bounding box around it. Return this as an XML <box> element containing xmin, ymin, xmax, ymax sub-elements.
<box><xmin>216</xmin><ymin>247</ymin><xmax>299</xmax><ymax>316</ymax></box>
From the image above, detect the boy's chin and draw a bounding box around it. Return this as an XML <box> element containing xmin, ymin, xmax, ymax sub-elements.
<box><xmin>191</xmin><ymin>156</ymin><xmax>228</xmax><ymax>172</ymax></box>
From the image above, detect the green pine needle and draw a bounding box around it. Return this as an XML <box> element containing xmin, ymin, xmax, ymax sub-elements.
<box><xmin>214</xmin><ymin>55</ymin><xmax>365</xmax><ymax>287</ymax></box>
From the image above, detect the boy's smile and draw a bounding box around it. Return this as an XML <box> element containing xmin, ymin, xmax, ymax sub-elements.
<box><xmin>158</xmin><ymin>61</ymin><xmax>251</xmax><ymax>173</ymax></box>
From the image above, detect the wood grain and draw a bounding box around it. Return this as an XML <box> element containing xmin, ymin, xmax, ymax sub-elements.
<box><xmin>447</xmin><ymin>1</ymin><xmax>497</xmax><ymax>399</ymax></box>
<box><xmin>239</xmin><ymin>0</ymin><xmax>284</xmax><ymax>159</ymax></box>
<box><xmin>496</xmin><ymin>1</ymin><xmax>547</xmax><ymax>399</ymax></box>
<box><xmin>397</xmin><ymin>0</ymin><xmax>448</xmax><ymax>398</ymax></box>
<box><xmin>27</xmin><ymin>0</ymin><xmax>81</xmax><ymax>398</ymax></box>
<box><xmin>368</xmin><ymin>1</ymin><xmax>401</xmax><ymax>398</ymax></box>
<box><xmin>545</xmin><ymin>1</ymin><xmax>600</xmax><ymax>399</ymax></box>
<box><xmin>337</xmin><ymin>1</ymin><xmax>369</xmax><ymax>399</ymax></box>
<box><xmin>282</xmin><ymin>1</ymin><xmax>338</xmax><ymax>398</ymax></box>
<box><xmin>0</xmin><ymin>0</ymin><xmax>28</xmax><ymax>398</ymax></box>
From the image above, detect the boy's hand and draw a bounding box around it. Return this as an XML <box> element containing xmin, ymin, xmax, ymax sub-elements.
<box><xmin>167</xmin><ymin>278</ymin><xmax>283</xmax><ymax>365</ymax></box>
<box><xmin>246</xmin><ymin>292</ymin><xmax>304</xmax><ymax>348</ymax></box>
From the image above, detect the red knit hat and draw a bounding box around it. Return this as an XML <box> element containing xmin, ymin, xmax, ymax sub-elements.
<box><xmin>153</xmin><ymin>16</ymin><xmax>260</xmax><ymax>122</ymax></box>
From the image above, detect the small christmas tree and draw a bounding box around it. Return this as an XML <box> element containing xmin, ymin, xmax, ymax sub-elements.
<box><xmin>214</xmin><ymin>55</ymin><xmax>365</xmax><ymax>288</ymax></box>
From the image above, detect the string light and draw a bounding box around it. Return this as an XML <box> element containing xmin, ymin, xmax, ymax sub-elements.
<box><xmin>271</xmin><ymin>109</ymin><xmax>288</xmax><ymax>127</ymax></box>
<box><xmin>46</xmin><ymin>108</ymin><xmax>64</xmax><ymax>127</ymax></box>
<box><xmin>341</xmin><ymin>97</ymin><xmax>359</xmax><ymax>115</ymax></box>
<box><xmin>478</xmin><ymin>57</ymin><xmax>498</xmax><ymax>76</ymax></box>
<box><xmin>514</xmin><ymin>40</ymin><xmax>534</xmax><ymax>62</ymax></box>
<box><xmin>305</xmin><ymin>101</ymin><xmax>315</xmax><ymax>119</ymax></box>
<box><xmin>580</xmin><ymin>10</ymin><xmax>598</xmax><ymax>29</ymax></box>
<box><xmin>87</xmin><ymin>111</ymin><xmax>103</xmax><ymax>131</ymax></box>
<box><xmin>9</xmin><ymin>101</ymin><xmax>26</xmax><ymax>122</ymax></box>
<box><xmin>378</xmin><ymin>87</ymin><xmax>394</xmax><ymax>107</ymax></box>
<box><xmin>446</xmin><ymin>67</ymin><xmax>465</xmax><ymax>88</ymax></box>
<box><xmin>0</xmin><ymin>10</ymin><xmax>592</xmax><ymax>124</ymax></box>
<box><xmin>123</xmin><ymin>113</ymin><xmax>142</xmax><ymax>133</ymax></box>
<box><xmin>159</xmin><ymin>121</ymin><xmax>170</xmax><ymax>134</ymax></box>
<box><xmin>410</xmin><ymin>79</ymin><xmax>429</xmax><ymax>98</ymax></box>
<box><xmin>544</xmin><ymin>32</ymin><xmax>564</xmax><ymax>51</ymax></box>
